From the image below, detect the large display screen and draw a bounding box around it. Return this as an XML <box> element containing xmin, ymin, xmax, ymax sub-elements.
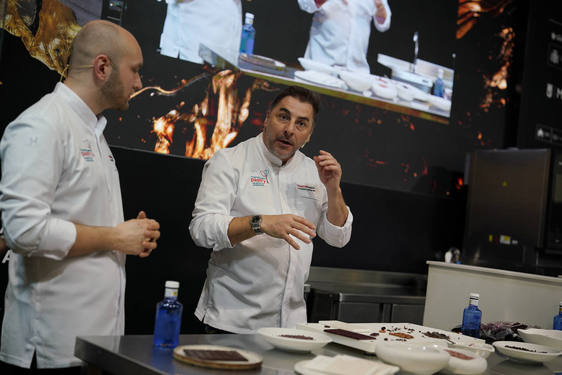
<box><xmin>0</xmin><ymin>0</ymin><xmax>519</xmax><ymax>197</ymax></box>
<box><xmin>100</xmin><ymin>0</ymin><xmax>467</xmax><ymax>195</ymax></box>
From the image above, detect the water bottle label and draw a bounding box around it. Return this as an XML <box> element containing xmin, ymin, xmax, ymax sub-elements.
<box><xmin>165</xmin><ymin>288</ymin><xmax>178</xmax><ymax>298</ymax></box>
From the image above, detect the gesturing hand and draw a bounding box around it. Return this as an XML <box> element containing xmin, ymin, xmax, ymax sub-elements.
<box><xmin>261</xmin><ymin>214</ymin><xmax>316</xmax><ymax>250</ymax></box>
<box><xmin>313</xmin><ymin>150</ymin><xmax>342</xmax><ymax>193</ymax></box>
<box><xmin>374</xmin><ymin>0</ymin><xmax>387</xmax><ymax>22</ymax></box>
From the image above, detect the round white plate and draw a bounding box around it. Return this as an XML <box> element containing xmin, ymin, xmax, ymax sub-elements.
<box><xmin>295</xmin><ymin>70</ymin><xmax>347</xmax><ymax>90</ymax></box>
<box><xmin>440</xmin><ymin>347</ymin><xmax>487</xmax><ymax>374</ymax></box>
<box><xmin>375</xmin><ymin>341</ymin><xmax>449</xmax><ymax>375</ymax></box>
<box><xmin>450</xmin><ymin>342</ymin><xmax>495</xmax><ymax>359</ymax></box>
<box><xmin>371</xmin><ymin>77</ymin><xmax>397</xmax><ymax>100</ymax></box>
<box><xmin>493</xmin><ymin>341</ymin><xmax>562</xmax><ymax>363</ymax></box>
<box><xmin>518</xmin><ymin>328</ymin><xmax>562</xmax><ymax>350</ymax></box>
<box><xmin>173</xmin><ymin>344</ymin><xmax>262</xmax><ymax>369</ymax></box>
<box><xmin>396</xmin><ymin>82</ymin><xmax>415</xmax><ymax>102</ymax></box>
<box><xmin>428</xmin><ymin>95</ymin><xmax>451</xmax><ymax>112</ymax></box>
<box><xmin>257</xmin><ymin>327</ymin><xmax>331</xmax><ymax>353</ymax></box>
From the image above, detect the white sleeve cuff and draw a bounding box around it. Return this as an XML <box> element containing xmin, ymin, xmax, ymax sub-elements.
<box><xmin>37</xmin><ymin>218</ymin><xmax>77</xmax><ymax>260</ymax></box>
<box><xmin>320</xmin><ymin>206</ymin><xmax>353</xmax><ymax>248</ymax></box>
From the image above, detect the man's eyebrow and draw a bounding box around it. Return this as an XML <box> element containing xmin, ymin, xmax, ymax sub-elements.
<box><xmin>277</xmin><ymin>107</ymin><xmax>310</xmax><ymax>122</ymax></box>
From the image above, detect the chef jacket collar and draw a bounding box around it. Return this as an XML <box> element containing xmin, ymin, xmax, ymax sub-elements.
<box><xmin>259</xmin><ymin>132</ymin><xmax>302</xmax><ymax>169</ymax></box>
<box><xmin>56</xmin><ymin>82</ymin><xmax>108</xmax><ymax>136</ymax></box>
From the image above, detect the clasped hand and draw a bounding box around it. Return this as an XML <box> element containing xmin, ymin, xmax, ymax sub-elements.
<box><xmin>115</xmin><ymin>211</ymin><xmax>160</xmax><ymax>257</ymax></box>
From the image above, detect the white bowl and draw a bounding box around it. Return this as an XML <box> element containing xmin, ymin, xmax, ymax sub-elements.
<box><xmin>518</xmin><ymin>328</ymin><xmax>562</xmax><ymax>350</ymax></box>
<box><xmin>396</xmin><ymin>82</ymin><xmax>416</xmax><ymax>102</ymax></box>
<box><xmin>338</xmin><ymin>71</ymin><xmax>373</xmax><ymax>92</ymax></box>
<box><xmin>257</xmin><ymin>327</ymin><xmax>331</xmax><ymax>353</ymax></box>
<box><xmin>450</xmin><ymin>342</ymin><xmax>495</xmax><ymax>359</ymax></box>
<box><xmin>493</xmin><ymin>340</ymin><xmax>562</xmax><ymax>364</ymax></box>
<box><xmin>298</xmin><ymin>58</ymin><xmax>339</xmax><ymax>76</ymax></box>
<box><xmin>375</xmin><ymin>342</ymin><xmax>450</xmax><ymax>375</ymax></box>
<box><xmin>440</xmin><ymin>347</ymin><xmax>488</xmax><ymax>374</ymax></box>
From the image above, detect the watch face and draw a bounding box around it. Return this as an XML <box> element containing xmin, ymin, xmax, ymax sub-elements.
<box><xmin>251</xmin><ymin>215</ymin><xmax>262</xmax><ymax>233</ymax></box>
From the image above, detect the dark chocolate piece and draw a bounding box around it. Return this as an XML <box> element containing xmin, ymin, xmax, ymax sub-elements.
<box><xmin>324</xmin><ymin>328</ymin><xmax>374</xmax><ymax>340</ymax></box>
<box><xmin>183</xmin><ymin>349</ymin><xmax>248</xmax><ymax>361</ymax></box>
<box><xmin>279</xmin><ymin>334</ymin><xmax>314</xmax><ymax>340</ymax></box>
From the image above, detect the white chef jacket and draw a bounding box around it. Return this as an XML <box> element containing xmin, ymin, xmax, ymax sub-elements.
<box><xmin>298</xmin><ymin>0</ymin><xmax>391</xmax><ymax>73</ymax></box>
<box><xmin>189</xmin><ymin>134</ymin><xmax>353</xmax><ymax>333</ymax></box>
<box><xmin>160</xmin><ymin>0</ymin><xmax>242</xmax><ymax>65</ymax></box>
<box><xmin>0</xmin><ymin>83</ymin><xmax>126</xmax><ymax>369</ymax></box>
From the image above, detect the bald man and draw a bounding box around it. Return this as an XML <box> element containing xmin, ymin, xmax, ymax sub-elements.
<box><xmin>0</xmin><ymin>20</ymin><xmax>160</xmax><ymax>373</ymax></box>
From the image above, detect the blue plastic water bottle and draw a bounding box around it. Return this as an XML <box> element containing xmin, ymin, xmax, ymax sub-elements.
<box><xmin>240</xmin><ymin>12</ymin><xmax>255</xmax><ymax>55</ymax></box>
<box><xmin>461</xmin><ymin>293</ymin><xmax>482</xmax><ymax>338</ymax></box>
<box><xmin>153</xmin><ymin>281</ymin><xmax>183</xmax><ymax>348</ymax></box>
<box><xmin>432</xmin><ymin>68</ymin><xmax>445</xmax><ymax>98</ymax></box>
<box><xmin>554</xmin><ymin>302</ymin><xmax>562</xmax><ymax>330</ymax></box>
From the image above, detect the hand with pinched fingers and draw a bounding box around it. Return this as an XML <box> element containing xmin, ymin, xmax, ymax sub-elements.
<box><xmin>374</xmin><ymin>0</ymin><xmax>388</xmax><ymax>22</ymax></box>
<box><xmin>261</xmin><ymin>214</ymin><xmax>316</xmax><ymax>250</ymax></box>
<box><xmin>314</xmin><ymin>150</ymin><xmax>342</xmax><ymax>193</ymax></box>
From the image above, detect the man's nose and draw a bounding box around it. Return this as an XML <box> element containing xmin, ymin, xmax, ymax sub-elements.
<box><xmin>284</xmin><ymin>121</ymin><xmax>296</xmax><ymax>135</ymax></box>
<box><xmin>135</xmin><ymin>74</ymin><xmax>143</xmax><ymax>90</ymax></box>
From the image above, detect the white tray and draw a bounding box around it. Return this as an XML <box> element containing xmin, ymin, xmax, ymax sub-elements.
<box><xmin>296</xmin><ymin>321</ymin><xmax>485</xmax><ymax>355</ymax></box>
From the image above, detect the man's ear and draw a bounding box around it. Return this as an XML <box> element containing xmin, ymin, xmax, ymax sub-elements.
<box><xmin>92</xmin><ymin>54</ymin><xmax>112</xmax><ymax>82</ymax></box>
<box><xmin>263</xmin><ymin>110</ymin><xmax>271</xmax><ymax>128</ymax></box>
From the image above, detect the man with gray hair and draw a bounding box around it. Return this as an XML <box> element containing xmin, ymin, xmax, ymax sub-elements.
<box><xmin>0</xmin><ymin>20</ymin><xmax>160</xmax><ymax>373</ymax></box>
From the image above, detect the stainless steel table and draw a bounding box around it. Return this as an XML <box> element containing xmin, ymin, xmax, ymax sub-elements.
<box><xmin>75</xmin><ymin>334</ymin><xmax>562</xmax><ymax>375</ymax></box>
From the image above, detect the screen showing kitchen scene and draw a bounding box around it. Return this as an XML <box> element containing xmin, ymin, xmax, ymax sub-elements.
<box><xmin>141</xmin><ymin>0</ymin><xmax>456</xmax><ymax>120</ymax></box>
<box><xmin>100</xmin><ymin>0</ymin><xmax>469</xmax><ymax>196</ymax></box>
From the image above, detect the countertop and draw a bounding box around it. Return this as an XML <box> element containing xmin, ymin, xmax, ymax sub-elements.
<box><xmin>426</xmin><ymin>261</ymin><xmax>562</xmax><ymax>283</ymax></box>
<box><xmin>75</xmin><ymin>334</ymin><xmax>562</xmax><ymax>375</ymax></box>
<box><xmin>198</xmin><ymin>44</ymin><xmax>450</xmax><ymax>124</ymax></box>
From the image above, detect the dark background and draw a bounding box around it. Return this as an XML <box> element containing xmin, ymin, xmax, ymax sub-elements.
<box><xmin>1</xmin><ymin>0</ymin><xmax>559</xmax><ymax>336</ymax></box>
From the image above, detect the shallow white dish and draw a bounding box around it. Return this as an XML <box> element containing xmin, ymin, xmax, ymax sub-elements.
<box><xmin>428</xmin><ymin>95</ymin><xmax>451</xmax><ymax>112</ymax></box>
<box><xmin>295</xmin><ymin>355</ymin><xmax>399</xmax><ymax>375</ymax></box>
<box><xmin>257</xmin><ymin>327</ymin><xmax>331</xmax><ymax>353</ymax></box>
<box><xmin>338</xmin><ymin>71</ymin><xmax>373</xmax><ymax>92</ymax></box>
<box><xmin>396</xmin><ymin>82</ymin><xmax>416</xmax><ymax>102</ymax></box>
<box><xmin>440</xmin><ymin>347</ymin><xmax>487</xmax><ymax>374</ymax></box>
<box><xmin>450</xmin><ymin>342</ymin><xmax>495</xmax><ymax>359</ymax></box>
<box><xmin>298</xmin><ymin>58</ymin><xmax>339</xmax><ymax>76</ymax></box>
<box><xmin>375</xmin><ymin>342</ymin><xmax>449</xmax><ymax>375</ymax></box>
<box><xmin>518</xmin><ymin>328</ymin><xmax>562</xmax><ymax>350</ymax></box>
<box><xmin>493</xmin><ymin>340</ymin><xmax>562</xmax><ymax>363</ymax></box>
<box><xmin>371</xmin><ymin>77</ymin><xmax>397</xmax><ymax>100</ymax></box>
<box><xmin>295</xmin><ymin>70</ymin><xmax>347</xmax><ymax>90</ymax></box>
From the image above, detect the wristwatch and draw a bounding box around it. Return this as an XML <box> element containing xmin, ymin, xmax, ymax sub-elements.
<box><xmin>250</xmin><ymin>215</ymin><xmax>262</xmax><ymax>234</ymax></box>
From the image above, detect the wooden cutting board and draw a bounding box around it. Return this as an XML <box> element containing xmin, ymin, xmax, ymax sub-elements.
<box><xmin>173</xmin><ymin>344</ymin><xmax>263</xmax><ymax>370</ymax></box>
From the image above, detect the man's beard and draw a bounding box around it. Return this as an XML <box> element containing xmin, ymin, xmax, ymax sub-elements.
<box><xmin>101</xmin><ymin>69</ymin><xmax>128</xmax><ymax>111</ymax></box>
